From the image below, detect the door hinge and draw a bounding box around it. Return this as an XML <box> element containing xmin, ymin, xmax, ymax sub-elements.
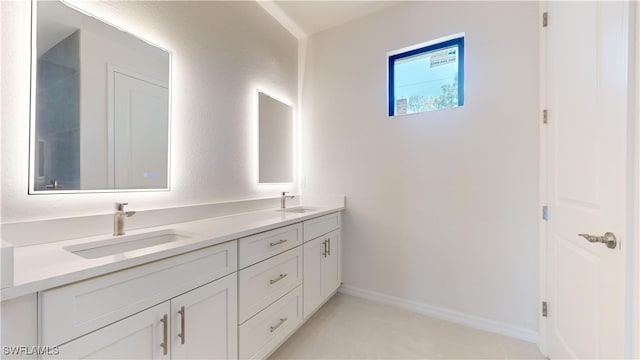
<box><xmin>542</xmin><ymin>301</ymin><xmax>548</xmax><ymax>317</ymax></box>
<box><xmin>543</xmin><ymin>12</ymin><xmax>548</xmax><ymax>27</ymax></box>
<box><xmin>542</xmin><ymin>205</ymin><xmax>549</xmax><ymax>221</ymax></box>
<box><xmin>542</xmin><ymin>109</ymin><xmax>548</xmax><ymax>124</ymax></box>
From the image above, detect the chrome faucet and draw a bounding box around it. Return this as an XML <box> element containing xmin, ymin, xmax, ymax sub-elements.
<box><xmin>113</xmin><ymin>202</ymin><xmax>136</xmax><ymax>236</ymax></box>
<box><xmin>280</xmin><ymin>192</ymin><xmax>295</xmax><ymax>209</ymax></box>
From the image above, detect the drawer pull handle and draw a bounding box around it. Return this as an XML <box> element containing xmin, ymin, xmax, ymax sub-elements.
<box><xmin>178</xmin><ymin>306</ymin><xmax>186</xmax><ymax>345</ymax></box>
<box><xmin>160</xmin><ymin>314</ymin><xmax>168</xmax><ymax>355</ymax></box>
<box><xmin>269</xmin><ymin>239</ymin><xmax>288</xmax><ymax>247</ymax></box>
<box><xmin>270</xmin><ymin>273</ymin><xmax>288</xmax><ymax>284</ymax></box>
<box><xmin>322</xmin><ymin>240</ymin><xmax>327</xmax><ymax>258</ymax></box>
<box><xmin>327</xmin><ymin>238</ymin><xmax>331</xmax><ymax>256</ymax></box>
<box><xmin>270</xmin><ymin>317</ymin><xmax>288</xmax><ymax>333</ymax></box>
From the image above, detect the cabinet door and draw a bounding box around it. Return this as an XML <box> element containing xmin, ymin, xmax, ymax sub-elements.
<box><xmin>323</xmin><ymin>230</ymin><xmax>341</xmax><ymax>297</ymax></box>
<box><xmin>303</xmin><ymin>236</ymin><xmax>325</xmax><ymax>319</ymax></box>
<box><xmin>171</xmin><ymin>273</ymin><xmax>238</xmax><ymax>360</ymax></box>
<box><xmin>53</xmin><ymin>302</ymin><xmax>170</xmax><ymax>359</ymax></box>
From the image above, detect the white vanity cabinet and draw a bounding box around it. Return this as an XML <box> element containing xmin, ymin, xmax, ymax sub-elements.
<box><xmin>303</xmin><ymin>213</ymin><xmax>341</xmax><ymax>319</ymax></box>
<box><xmin>40</xmin><ymin>241</ymin><xmax>238</xmax><ymax>360</ymax></box>
<box><xmin>2</xmin><ymin>208</ymin><xmax>344</xmax><ymax>360</ymax></box>
<box><xmin>52</xmin><ymin>274</ymin><xmax>237</xmax><ymax>359</ymax></box>
<box><xmin>238</xmin><ymin>224</ymin><xmax>304</xmax><ymax>359</ymax></box>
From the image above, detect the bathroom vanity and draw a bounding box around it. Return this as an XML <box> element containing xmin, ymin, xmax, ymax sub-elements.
<box><xmin>0</xmin><ymin>206</ymin><xmax>343</xmax><ymax>359</ymax></box>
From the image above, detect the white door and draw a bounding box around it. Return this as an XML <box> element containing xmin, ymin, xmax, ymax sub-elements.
<box><xmin>546</xmin><ymin>1</ymin><xmax>629</xmax><ymax>358</ymax></box>
<box><xmin>113</xmin><ymin>70</ymin><xmax>169</xmax><ymax>189</ymax></box>
<box><xmin>303</xmin><ymin>236</ymin><xmax>325</xmax><ymax>318</ymax></box>
<box><xmin>52</xmin><ymin>302</ymin><xmax>170</xmax><ymax>359</ymax></box>
<box><xmin>323</xmin><ymin>231</ymin><xmax>341</xmax><ymax>297</ymax></box>
<box><xmin>171</xmin><ymin>274</ymin><xmax>238</xmax><ymax>360</ymax></box>
<box><xmin>303</xmin><ymin>231</ymin><xmax>341</xmax><ymax>319</ymax></box>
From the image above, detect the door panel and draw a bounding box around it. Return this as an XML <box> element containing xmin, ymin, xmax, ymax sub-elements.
<box><xmin>553</xmin><ymin>3</ymin><xmax>598</xmax><ymax>206</ymax></box>
<box><xmin>303</xmin><ymin>237</ymin><xmax>324</xmax><ymax>319</ymax></box>
<box><xmin>546</xmin><ymin>1</ymin><xmax>628</xmax><ymax>358</ymax></box>
<box><xmin>52</xmin><ymin>302</ymin><xmax>170</xmax><ymax>359</ymax></box>
<box><xmin>323</xmin><ymin>231</ymin><xmax>341</xmax><ymax>297</ymax></box>
<box><xmin>171</xmin><ymin>274</ymin><xmax>238</xmax><ymax>360</ymax></box>
<box><xmin>556</xmin><ymin>240</ymin><xmax>599</xmax><ymax>358</ymax></box>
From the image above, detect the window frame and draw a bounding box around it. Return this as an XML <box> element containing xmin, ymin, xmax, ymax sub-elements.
<box><xmin>388</xmin><ymin>35</ymin><xmax>465</xmax><ymax>117</ymax></box>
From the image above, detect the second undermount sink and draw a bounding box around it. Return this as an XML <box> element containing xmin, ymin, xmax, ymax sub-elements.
<box><xmin>278</xmin><ymin>207</ymin><xmax>319</xmax><ymax>214</ymax></box>
<box><xmin>65</xmin><ymin>229</ymin><xmax>192</xmax><ymax>259</ymax></box>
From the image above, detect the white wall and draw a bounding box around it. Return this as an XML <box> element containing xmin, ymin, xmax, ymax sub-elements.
<box><xmin>80</xmin><ymin>27</ymin><xmax>169</xmax><ymax>189</ymax></box>
<box><xmin>1</xmin><ymin>1</ymin><xmax>298</xmax><ymax>223</ymax></box>
<box><xmin>301</xmin><ymin>1</ymin><xmax>539</xmax><ymax>335</ymax></box>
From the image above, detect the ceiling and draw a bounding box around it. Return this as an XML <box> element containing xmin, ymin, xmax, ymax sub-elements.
<box><xmin>259</xmin><ymin>1</ymin><xmax>401</xmax><ymax>38</ymax></box>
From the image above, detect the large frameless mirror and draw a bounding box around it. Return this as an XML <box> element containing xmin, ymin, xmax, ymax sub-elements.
<box><xmin>258</xmin><ymin>91</ymin><xmax>294</xmax><ymax>184</ymax></box>
<box><xmin>30</xmin><ymin>0</ymin><xmax>171</xmax><ymax>193</ymax></box>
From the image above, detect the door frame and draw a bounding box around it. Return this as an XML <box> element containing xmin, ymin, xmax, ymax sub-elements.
<box><xmin>632</xmin><ymin>4</ymin><xmax>640</xmax><ymax>358</ymax></box>
<box><xmin>537</xmin><ymin>1</ymin><xmax>548</xmax><ymax>356</ymax></box>
<box><xmin>537</xmin><ymin>1</ymin><xmax>638</xmax><ymax>358</ymax></box>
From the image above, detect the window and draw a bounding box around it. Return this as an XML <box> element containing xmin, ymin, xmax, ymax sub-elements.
<box><xmin>388</xmin><ymin>35</ymin><xmax>464</xmax><ymax>116</ymax></box>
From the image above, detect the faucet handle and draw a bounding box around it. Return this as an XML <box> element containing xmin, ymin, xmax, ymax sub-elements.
<box><xmin>116</xmin><ymin>202</ymin><xmax>129</xmax><ymax>211</ymax></box>
<box><xmin>281</xmin><ymin>192</ymin><xmax>288</xmax><ymax>197</ymax></box>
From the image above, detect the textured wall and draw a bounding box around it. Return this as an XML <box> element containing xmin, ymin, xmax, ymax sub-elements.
<box><xmin>300</xmin><ymin>1</ymin><xmax>539</xmax><ymax>335</ymax></box>
<box><xmin>1</xmin><ymin>1</ymin><xmax>298</xmax><ymax>222</ymax></box>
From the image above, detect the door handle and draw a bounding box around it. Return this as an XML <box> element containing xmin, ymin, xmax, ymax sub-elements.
<box><xmin>160</xmin><ymin>314</ymin><xmax>168</xmax><ymax>355</ymax></box>
<box><xmin>269</xmin><ymin>239</ymin><xmax>287</xmax><ymax>247</ymax></box>
<box><xmin>269</xmin><ymin>317</ymin><xmax>288</xmax><ymax>333</ymax></box>
<box><xmin>178</xmin><ymin>305</ymin><xmax>186</xmax><ymax>345</ymax></box>
<box><xmin>270</xmin><ymin>273</ymin><xmax>288</xmax><ymax>284</ymax></box>
<box><xmin>578</xmin><ymin>232</ymin><xmax>617</xmax><ymax>249</ymax></box>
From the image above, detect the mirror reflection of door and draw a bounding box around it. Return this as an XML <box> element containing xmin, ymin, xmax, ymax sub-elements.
<box><xmin>110</xmin><ymin>68</ymin><xmax>169</xmax><ymax>189</ymax></box>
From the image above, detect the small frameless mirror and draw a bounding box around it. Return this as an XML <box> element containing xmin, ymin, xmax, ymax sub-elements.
<box><xmin>30</xmin><ymin>0</ymin><xmax>171</xmax><ymax>193</ymax></box>
<box><xmin>258</xmin><ymin>91</ymin><xmax>294</xmax><ymax>184</ymax></box>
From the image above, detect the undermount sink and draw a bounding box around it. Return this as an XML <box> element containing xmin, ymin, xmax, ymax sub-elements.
<box><xmin>65</xmin><ymin>229</ymin><xmax>192</xmax><ymax>259</ymax></box>
<box><xmin>278</xmin><ymin>207</ymin><xmax>319</xmax><ymax>214</ymax></box>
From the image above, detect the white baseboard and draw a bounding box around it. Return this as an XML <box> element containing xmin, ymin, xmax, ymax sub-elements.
<box><xmin>338</xmin><ymin>284</ymin><xmax>537</xmax><ymax>343</ymax></box>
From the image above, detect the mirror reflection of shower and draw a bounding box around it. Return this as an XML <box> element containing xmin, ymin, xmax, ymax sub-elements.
<box><xmin>35</xmin><ymin>29</ymin><xmax>81</xmax><ymax>191</ymax></box>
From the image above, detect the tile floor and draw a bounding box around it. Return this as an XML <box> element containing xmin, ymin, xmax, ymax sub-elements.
<box><xmin>269</xmin><ymin>292</ymin><xmax>544</xmax><ymax>359</ymax></box>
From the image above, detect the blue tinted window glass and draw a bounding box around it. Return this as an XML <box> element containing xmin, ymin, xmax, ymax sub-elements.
<box><xmin>389</xmin><ymin>37</ymin><xmax>464</xmax><ymax>116</ymax></box>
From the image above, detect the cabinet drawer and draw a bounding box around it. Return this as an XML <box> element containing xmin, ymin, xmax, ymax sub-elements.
<box><xmin>40</xmin><ymin>241</ymin><xmax>237</xmax><ymax>347</ymax></box>
<box><xmin>239</xmin><ymin>246</ymin><xmax>302</xmax><ymax>324</ymax></box>
<box><xmin>239</xmin><ymin>223</ymin><xmax>302</xmax><ymax>269</ymax></box>
<box><xmin>303</xmin><ymin>212</ymin><xmax>341</xmax><ymax>242</ymax></box>
<box><xmin>239</xmin><ymin>285</ymin><xmax>303</xmax><ymax>360</ymax></box>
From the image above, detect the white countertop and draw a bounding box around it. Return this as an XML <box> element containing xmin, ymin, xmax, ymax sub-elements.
<box><xmin>1</xmin><ymin>205</ymin><xmax>343</xmax><ymax>301</ymax></box>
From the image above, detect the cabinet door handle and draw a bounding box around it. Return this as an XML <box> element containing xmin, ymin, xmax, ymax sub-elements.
<box><xmin>178</xmin><ymin>305</ymin><xmax>186</xmax><ymax>345</ymax></box>
<box><xmin>322</xmin><ymin>240</ymin><xmax>327</xmax><ymax>258</ymax></box>
<box><xmin>160</xmin><ymin>314</ymin><xmax>168</xmax><ymax>355</ymax></box>
<box><xmin>269</xmin><ymin>239</ymin><xmax>287</xmax><ymax>247</ymax></box>
<box><xmin>270</xmin><ymin>273</ymin><xmax>288</xmax><ymax>284</ymax></box>
<box><xmin>327</xmin><ymin>238</ymin><xmax>331</xmax><ymax>256</ymax></box>
<box><xmin>269</xmin><ymin>317</ymin><xmax>288</xmax><ymax>333</ymax></box>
